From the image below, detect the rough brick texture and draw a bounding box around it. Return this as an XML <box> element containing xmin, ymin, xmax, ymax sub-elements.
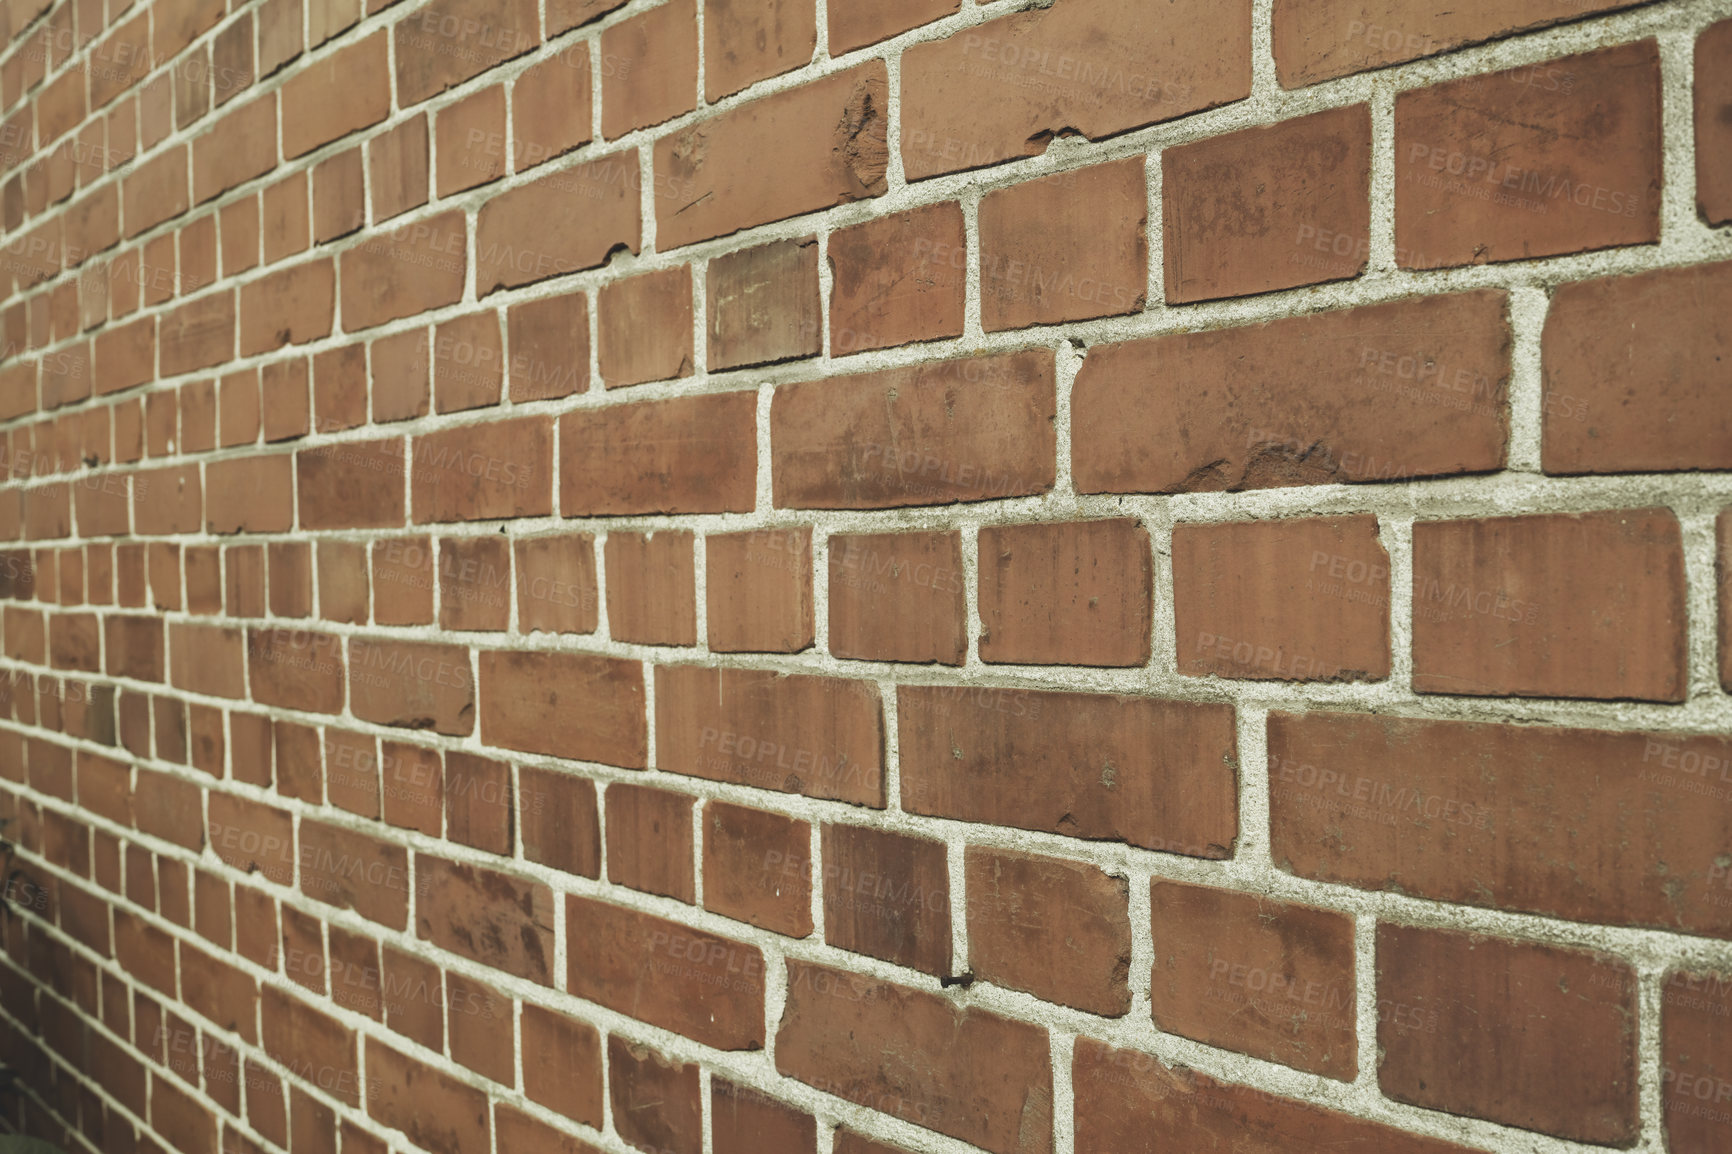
<box><xmin>0</xmin><ymin>3</ymin><xmax>1726</xmax><ymax>1154</ymax></box>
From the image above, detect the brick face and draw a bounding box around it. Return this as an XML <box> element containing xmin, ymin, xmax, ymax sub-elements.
<box><xmin>3</xmin><ymin>3</ymin><xmax>1725</xmax><ymax>1153</ymax></box>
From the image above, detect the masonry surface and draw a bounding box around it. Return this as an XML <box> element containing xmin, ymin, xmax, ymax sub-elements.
<box><xmin>0</xmin><ymin>0</ymin><xmax>1728</xmax><ymax>1152</ymax></box>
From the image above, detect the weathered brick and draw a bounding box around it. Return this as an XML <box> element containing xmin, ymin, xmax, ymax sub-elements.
<box><xmin>610</xmin><ymin>1037</ymin><xmax>701</xmax><ymax>1154</ymax></box>
<box><xmin>417</xmin><ymin>855</ymin><xmax>554</xmax><ymax>983</ymax></box>
<box><xmin>601</xmin><ymin>0</ymin><xmax>697</xmax><ymax>138</ymax></box>
<box><xmin>828</xmin><ymin>530</ymin><xmax>965</xmax><ymax>665</ymax></box>
<box><xmin>366</xmin><ymin>1038</ymin><xmax>491</xmax><ymax>1154</ymax></box>
<box><xmin>899</xmin><ymin>685</ymin><xmax>1236</xmax><ymax>856</ymax></box>
<box><xmin>560</xmin><ymin>393</ymin><xmax>755</xmax><ymax>515</ymax></box>
<box><xmin>475</xmin><ymin>158</ymin><xmax>639</xmax><ymax>294</ymax></box>
<box><xmin>478</xmin><ymin>649</ymin><xmax>646</xmax><ymax>768</ymax></box>
<box><xmin>522</xmin><ymin>1004</ymin><xmax>603</xmax><ymax>1127</ymax></box>
<box><xmin>507</xmin><ymin>292</ymin><xmax>588</xmax><ymax>401</ymax></box>
<box><xmin>513</xmin><ymin>52</ymin><xmax>592</xmax><ymax>171</ymax></box>
<box><xmin>297</xmin><ymin>438</ymin><xmax>406</xmax><ymax>530</ymax></box>
<box><xmin>605</xmin><ymin>530</ymin><xmax>696</xmax><ymax>646</ymax></box>
<box><xmin>411</xmin><ymin>416</ymin><xmax>553</xmax><ymax>522</ymax></box>
<box><xmin>712</xmin><ymin>1080</ymin><xmax>816</xmax><ymax>1154</ymax></box>
<box><xmin>515</xmin><ymin>535</ymin><xmax>598</xmax><ymax>635</ymax></box>
<box><xmin>347</xmin><ymin>636</ymin><xmax>474</xmax><ymax>735</ymax></box>
<box><xmin>1699</xmin><ymin>20</ymin><xmax>1732</xmax><ymax>227</ymax></box>
<box><xmin>828</xmin><ymin>0</ymin><xmax>954</xmax><ymax>53</ymax></box>
<box><xmin>605</xmin><ymin>782</ymin><xmax>694</xmax><ymax>902</ymax></box>
<box><xmin>338</xmin><ymin>211</ymin><xmax>467</xmax><ymax>331</ymax></box>
<box><xmin>978</xmin><ymin>518</ymin><xmax>1151</xmax><ymax>667</ymax></box>
<box><xmin>823</xmin><ymin>822</ymin><xmax>950</xmax><ymax>976</ymax></box>
<box><xmin>701</xmin><ymin>800</ymin><xmax>811</xmax><ymax>938</ymax></box>
<box><xmin>239</xmin><ymin>259</ymin><xmax>334</xmax><ymax>356</ymax></box>
<box><xmin>1663</xmin><ymin>968</ymin><xmax>1732</xmax><ymax>1154</ymax></box>
<box><xmin>281</xmin><ymin>31</ymin><xmax>390</xmax><ymax>158</ymax></box>
<box><xmin>393</xmin><ymin>0</ymin><xmax>538</xmax><ymax>106</ymax></box>
<box><xmin>597</xmin><ymin>265</ymin><xmax>694</xmax><ymax>387</ymax></box>
<box><xmin>828</xmin><ymin>202</ymin><xmax>966</xmax><ymax>355</ymax></box>
<box><xmin>967</xmin><ymin>848</ymin><xmax>1130</xmax><ymax>1017</ymax></box>
<box><xmin>1395</xmin><ymin>42</ymin><xmax>1661</xmax><ymax>268</ymax></box>
<box><xmin>708</xmin><ymin>236</ymin><xmax>821</xmax><ymax>370</ymax></box>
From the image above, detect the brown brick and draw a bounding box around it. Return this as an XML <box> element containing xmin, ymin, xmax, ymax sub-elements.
<box><xmin>708</xmin><ymin>236</ymin><xmax>821</xmax><ymax>370</ymax></box>
<box><xmin>777</xmin><ymin>960</ymin><xmax>1052</xmax><ymax>1154</ymax></box>
<box><xmin>610</xmin><ymin>1037</ymin><xmax>701</xmax><ymax>1154</ymax></box>
<box><xmin>1174</xmin><ymin>516</ymin><xmax>1389</xmax><ymax>682</ymax></box>
<box><xmin>369</xmin><ymin>114</ymin><xmax>428</xmax><ymax>223</ymax></box>
<box><xmin>978</xmin><ymin>518</ymin><xmax>1151</xmax><ymax>667</ymax></box>
<box><xmin>828</xmin><ymin>202</ymin><xmax>966</xmax><ymax>355</ymax></box>
<box><xmin>106</xmin><ymin>616</ymin><xmax>163</xmax><ymax>681</ymax></box>
<box><xmin>519</xmin><ymin>765</ymin><xmax>600</xmax><ymax>879</ymax></box>
<box><xmin>315</xmin><ymin>148</ymin><xmax>368</xmax><ymax>243</ymax></box>
<box><xmin>191</xmin><ymin>94</ymin><xmax>276</xmax><ymax>204</ymax></box>
<box><xmin>1273</xmin><ymin>0</ymin><xmax>1645</xmax><ymax>87</ymax></box>
<box><xmin>338</xmin><ymin>210</ymin><xmax>466</xmax><ymax>331</ymax></box>
<box><xmin>711</xmin><ymin>1080</ymin><xmax>816</xmax><ymax>1154</ymax></box>
<box><xmin>967</xmin><ymin>848</ymin><xmax>1131</xmax><ymax>1017</ymax></box>
<box><xmin>1074</xmin><ymin>290</ymin><xmax>1509</xmax><ymax>493</ymax></box>
<box><xmin>318</xmin><ymin>541</ymin><xmax>368</xmax><ymax>624</ymax></box>
<box><xmin>300</xmin><ymin>820</ymin><xmax>408</xmax><ymax>928</ymax></box>
<box><xmin>448</xmin><ymin>970</ymin><xmax>513</xmax><ymax>1083</ymax></box>
<box><xmin>436</xmin><ymin>86</ymin><xmax>507</xmax><ymax>196</ymax></box>
<box><xmin>248</xmin><ymin>626</ymin><xmax>345</xmax><ymax>713</ymax></box>
<box><xmin>474</xmin><ymin>158</ymin><xmax>640</xmax><ymax>294</ymax></box>
<box><xmin>605</xmin><ymin>530</ymin><xmax>696</xmax><ymax>646</ymax></box>
<box><xmin>521</xmin><ymin>1005</ymin><xmax>603</xmax><ymax>1127</ymax></box>
<box><xmin>381</xmin><ymin>741</ymin><xmax>442</xmax><ymax>836</ymax></box>
<box><xmin>507</xmin><ymin>292</ymin><xmax>588</xmax><ymax>401</ymax></box>
<box><xmin>1395</xmin><ymin>42</ymin><xmax>1661</xmax><ymax>268</ymax></box>
<box><xmin>206</xmin><ymin>793</ymin><xmax>294</xmax><ymax>884</ymax></box>
<box><xmin>1150</xmin><ymin>880</ymin><xmax>1354</xmax><ymax>1077</ymax></box>
<box><xmin>515</xmin><ymin>535</ymin><xmax>598</xmax><ymax>635</ymax></box>
<box><xmin>381</xmin><ymin>945</ymin><xmax>442</xmax><ymax>1049</ymax></box>
<box><xmin>597</xmin><ymin>265</ymin><xmax>694</xmax><ymax>388</ymax></box>
<box><xmin>438</xmin><ymin>535</ymin><xmax>510</xmax><ymax>631</ymax></box>
<box><xmin>707</xmin><ymin>528</ymin><xmax>814</xmax><ymax>654</ymax></box>
<box><xmin>549</xmin><ymin>0</ymin><xmax>626</xmax><ymax>35</ymax></box>
<box><xmin>601</xmin><ymin>0</ymin><xmax>697</xmax><ymax>138</ymax></box>
<box><xmin>411</xmin><ymin>416</ymin><xmax>553</xmax><ymax>522</ymax></box>
<box><xmin>772</xmin><ymin>351</ymin><xmax>1055</xmax><ymax>509</ymax></box>
<box><xmin>566</xmin><ymin>896</ymin><xmax>764</xmax><ymax>1049</ymax></box>
<box><xmin>1165</xmin><ymin>104</ymin><xmax>1370</xmax><ymax>303</ymax></box>
<box><xmin>655</xmin><ymin>63</ymin><xmax>887</xmax><ymax>248</ymax></box>
<box><xmin>1542</xmin><ymin>260</ymin><xmax>1732</xmax><ymax>473</ymax></box>
<box><xmin>1073</xmin><ymin>1038</ymin><xmax>1474</xmax><ymax>1154</ymax></box>
<box><xmin>1411</xmin><ymin>508</ymin><xmax>1686</xmax><ymax>701</ymax></box>
<box><xmin>205</xmin><ymin>454</ymin><xmax>293</xmax><ymax>534</ymax></box>
<box><xmin>605</xmin><ymin>782</ymin><xmax>694</xmax><ymax>902</ymax></box>
<box><xmin>296</xmin><ymin>438</ymin><xmax>406</xmax><ymax>530</ymax></box>
<box><xmin>261</xmin><ymin>986</ymin><xmax>358</xmax><ymax>1105</ymax></box>
<box><xmin>655</xmin><ymin>664</ymin><xmax>883</xmax><ymax>806</ymax></box>
<box><xmin>829</xmin><ymin>530</ymin><xmax>964</xmax><ymax>665</ymax></box>
<box><xmin>560</xmin><ymin>392</ymin><xmax>755</xmax><ymax>515</ymax></box>
<box><xmin>513</xmin><ymin>51</ymin><xmax>593</xmax><ymax>171</ymax></box>
<box><xmin>1663</xmin><ymin>968</ymin><xmax>1732</xmax><ymax>1154</ymax></box>
<box><xmin>366</xmin><ymin>1039</ymin><xmax>491</xmax><ymax>1154</ymax></box>
<box><xmin>899</xmin><ymin>685</ymin><xmax>1236</xmax><ymax>856</ymax></box>
<box><xmin>433</xmin><ymin>311</ymin><xmax>502</xmax><ymax>414</ymax></box>
<box><xmin>828</xmin><ymin>0</ymin><xmax>954</xmax><ymax>53</ymax></box>
<box><xmin>823</xmin><ymin>822</ymin><xmax>950</xmax><ymax>977</ymax></box>
<box><xmin>1378</xmin><ymin>924</ymin><xmax>1638</xmax><ymax>1145</ymax></box>
<box><xmin>168</xmin><ymin>622</ymin><xmax>245</xmax><ymax>699</ymax></box>
<box><xmin>160</xmin><ymin>292</ymin><xmax>236</xmax><ymax>375</ymax></box>
<box><xmin>478</xmin><ymin>649</ymin><xmax>646</xmax><ymax>768</ymax></box>
<box><xmin>705</xmin><ymin>0</ymin><xmax>814</xmax><ymax>100</ymax></box>
<box><xmin>1269</xmin><ymin>712</ymin><xmax>1732</xmax><ymax>938</ymax></box>
<box><xmin>702</xmin><ymin>800</ymin><xmax>811</xmax><ymax>938</ymax></box>
<box><xmin>347</xmin><ymin>636</ymin><xmax>474</xmax><ymax>735</ymax></box>
<box><xmin>1699</xmin><ymin>20</ymin><xmax>1732</xmax><ymax>226</ymax></box>
<box><xmin>281</xmin><ymin>31</ymin><xmax>390</xmax><ymax>157</ymax></box>
<box><xmin>417</xmin><ymin>855</ymin><xmax>554</xmax><ymax>983</ymax></box>
<box><xmin>372</xmin><ymin>536</ymin><xmax>435</xmax><ymax>625</ymax></box>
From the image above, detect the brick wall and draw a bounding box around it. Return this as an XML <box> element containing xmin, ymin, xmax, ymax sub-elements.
<box><xmin>0</xmin><ymin>0</ymin><xmax>1727</xmax><ymax>1151</ymax></box>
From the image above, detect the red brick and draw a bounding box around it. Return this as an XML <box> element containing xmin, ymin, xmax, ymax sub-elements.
<box><xmin>474</xmin><ymin>158</ymin><xmax>640</xmax><ymax>294</ymax></box>
<box><xmin>1378</xmin><ymin>924</ymin><xmax>1638</xmax><ymax>1145</ymax></box>
<box><xmin>966</xmin><ymin>848</ymin><xmax>1131</xmax><ymax>1017</ymax></box>
<box><xmin>902</xmin><ymin>0</ymin><xmax>1250</xmax><ymax>180</ymax></box>
<box><xmin>433</xmin><ymin>536</ymin><xmax>507</xmax><ymax>632</ymax></box>
<box><xmin>192</xmin><ymin>94</ymin><xmax>276</xmax><ymax>204</ymax></box>
<box><xmin>238</xmin><ymin>258</ymin><xmax>333</xmax><ymax>356</ymax></box>
<box><xmin>411</xmin><ymin>416</ymin><xmax>552</xmax><ymax>522</ymax></box>
<box><xmin>515</xmin><ymin>535</ymin><xmax>598</xmax><ymax>635</ymax></box>
<box><xmin>1663</xmin><ymin>968</ymin><xmax>1732</xmax><ymax>1154</ymax></box>
<box><xmin>566</xmin><ymin>895</ymin><xmax>763</xmax><ymax>1049</ymax></box>
<box><xmin>711</xmin><ymin>1080</ymin><xmax>816</xmax><ymax>1154</ymax></box>
<box><xmin>433</xmin><ymin>310</ymin><xmax>503</xmax><ymax>414</ymax></box>
<box><xmin>1269</xmin><ymin>712</ymin><xmax>1732</xmax><ymax>937</ymax></box>
<box><xmin>417</xmin><ymin>855</ymin><xmax>554</xmax><ymax>982</ymax></box>
<box><xmin>1699</xmin><ymin>20</ymin><xmax>1732</xmax><ymax>226</ymax></box>
<box><xmin>1174</xmin><ymin>516</ymin><xmax>1389</xmax><ymax>682</ymax></box>
<box><xmin>492</xmin><ymin>1106</ymin><xmax>601</xmax><ymax>1154</ymax></box>
<box><xmin>1075</xmin><ymin>290</ymin><xmax>1509</xmax><ymax>492</ymax></box>
<box><xmin>366</xmin><ymin>1038</ymin><xmax>490</xmax><ymax>1154</ymax></box>
<box><xmin>133</xmin><ymin>465</ymin><xmax>202</xmax><ymax>536</ymax></box>
<box><xmin>347</xmin><ymin>636</ymin><xmax>474</xmax><ymax>735</ymax></box>
<box><xmin>507</xmin><ymin>292</ymin><xmax>587</xmax><ymax>401</ymax></box>
<box><xmin>160</xmin><ymin>292</ymin><xmax>235</xmax><ymax>375</ymax></box>
<box><xmin>93</xmin><ymin>317</ymin><xmax>156</xmax><ymax>396</ymax></box>
<box><xmin>823</xmin><ymin>822</ymin><xmax>949</xmax><ymax>976</ymax></box>
<box><xmin>828</xmin><ymin>202</ymin><xmax>966</xmax><ymax>355</ymax></box>
<box><xmin>829</xmin><ymin>530</ymin><xmax>965</xmax><ymax>665</ymax></box>
<box><xmin>447</xmin><ymin>970</ymin><xmax>513</xmax><ymax>1083</ymax></box>
<box><xmin>899</xmin><ymin>685</ymin><xmax>1236</xmax><ymax>856</ymax></box>
<box><xmin>513</xmin><ymin>51</ymin><xmax>592</xmax><ymax>171</ymax></box>
<box><xmin>261</xmin><ymin>985</ymin><xmax>358</xmax><ymax>1105</ymax></box>
<box><xmin>656</xmin><ymin>664</ymin><xmax>883</xmax><ymax>805</ymax></box>
<box><xmin>610</xmin><ymin>1037</ymin><xmax>701</xmax><ymax>1154</ymax></box>
<box><xmin>338</xmin><ymin>210</ymin><xmax>467</xmax><ymax>330</ymax></box>
<box><xmin>984</xmin><ymin>159</ymin><xmax>1146</xmax><ymax>328</ymax></box>
<box><xmin>519</xmin><ymin>765</ymin><xmax>600</xmax><ymax>878</ymax></box>
<box><xmin>317</xmin><ymin>540</ymin><xmax>368</xmax><ymax>624</ymax></box>
<box><xmin>443</xmin><ymin>751</ymin><xmax>509</xmax><ymax>854</ymax></box>
<box><xmin>123</xmin><ymin>147</ymin><xmax>190</xmax><ymax>238</ymax></box>
<box><xmin>602</xmin><ymin>0</ymin><xmax>697</xmax><ymax>137</ymax></box>
<box><xmin>712</xmin><ymin>1</ymin><xmax>816</xmax><ymax>98</ymax></box>
<box><xmin>597</xmin><ymin>265</ymin><xmax>693</xmax><ymax>387</ymax></box>
<box><xmin>478</xmin><ymin>649</ymin><xmax>645</xmax><ymax>768</ymax></box>
<box><xmin>655</xmin><ymin>63</ymin><xmax>887</xmax><ymax>248</ymax></box>
<box><xmin>168</xmin><ymin>622</ymin><xmax>244</xmax><ymax>699</ymax></box>
<box><xmin>829</xmin><ymin>0</ymin><xmax>952</xmax><ymax>52</ymax></box>
<box><xmin>370</xmin><ymin>114</ymin><xmax>428</xmax><ymax>223</ymax></box>
<box><xmin>152</xmin><ymin>1074</ymin><xmax>218</xmax><ymax>1154</ymax></box>
<box><xmin>319</xmin><ymin>147</ymin><xmax>366</xmax><ymax>240</ymax></box>
<box><xmin>777</xmin><ymin>960</ymin><xmax>1052</xmax><ymax>1154</ymax></box>
<box><xmin>247</xmin><ymin>625</ymin><xmax>345</xmax><ymax>713</ymax></box>
<box><xmin>702</xmin><ymin>800</ymin><xmax>811</xmax><ymax>937</ymax></box>
<box><xmin>772</xmin><ymin>351</ymin><xmax>1055</xmax><ymax>509</ymax></box>
<box><xmin>1411</xmin><ymin>508</ymin><xmax>1686</xmax><ymax>701</ymax></box>
<box><xmin>1165</xmin><ymin>104</ymin><xmax>1370</xmax><ymax>303</ymax></box>
<box><xmin>708</xmin><ymin>237</ymin><xmax>821</xmax><ymax>370</ymax></box>
<box><xmin>560</xmin><ymin>392</ymin><xmax>755</xmax><ymax>515</ymax></box>
<box><xmin>605</xmin><ymin>530</ymin><xmax>696</xmax><ymax>646</ymax></box>
<box><xmin>1273</xmin><ymin>0</ymin><xmax>1645</xmax><ymax>87</ymax></box>
<box><xmin>1395</xmin><ymin>42</ymin><xmax>1661</xmax><ymax>268</ymax></box>
<box><xmin>521</xmin><ymin>1004</ymin><xmax>603</xmax><ymax>1127</ymax></box>
<box><xmin>1073</xmin><ymin>1038</ymin><xmax>1474</xmax><ymax>1154</ymax></box>
<box><xmin>381</xmin><ymin>741</ymin><xmax>443</xmax><ymax>836</ymax></box>
<box><xmin>1542</xmin><ymin>260</ymin><xmax>1732</xmax><ymax>473</ymax></box>
<box><xmin>605</xmin><ymin>782</ymin><xmax>694</xmax><ymax>901</ymax></box>
<box><xmin>392</xmin><ymin>0</ymin><xmax>538</xmax><ymax>107</ymax></box>
<box><xmin>205</xmin><ymin>454</ymin><xmax>293</xmax><ymax>534</ymax></box>
<box><xmin>207</xmin><ymin>792</ymin><xmax>294</xmax><ymax>884</ymax></box>
<box><xmin>298</xmin><ymin>820</ymin><xmax>408</xmax><ymax>929</ymax></box>
<box><xmin>281</xmin><ymin>31</ymin><xmax>390</xmax><ymax>157</ymax></box>
<box><xmin>548</xmin><ymin>0</ymin><xmax>625</xmax><ymax>35</ymax></box>
<box><xmin>978</xmin><ymin>518</ymin><xmax>1150</xmax><ymax>667</ymax></box>
<box><xmin>435</xmin><ymin>86</ymin><xmax>506</xmax><ymax>196</ymax></box>
<box><xmin>706</xmin><ymin>528</ymin><xmax>813</xmax><ymax>654</ymax></box>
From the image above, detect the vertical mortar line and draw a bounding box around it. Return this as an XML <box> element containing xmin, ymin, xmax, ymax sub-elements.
<box><xmin>589</xmin><ymin>27</ymin><xmax>606</xmax><ymax>147</ymax></box>
<box><xmin>1383</xmin><ymin>514</ymin><xmax>1414</xmax><ymax>692</ymax></box>
<box><xmin>1051</xmin><ymin>1029</ymin><xmax>1077</xmax><ymax>1154</ymax></box>
<box><xmin>814</xmin><ymin>529</ymin><xmax>831</xmax><ymax>657</ymax></box>
<box><xmin>585</xmin><ymin>268</ymin><xmax>603</xmax><ymax>394</ymax></box>
<box><xmin>1367</xmin><ymin>83</ymin><xmax>1397</xmax><ymax>273</ymax></box>
<box><xmin>693</xmin><ymin>529</ymin><xmax>709</xmax><ymax>653</ymax></box>
<box><xmin>694</xmin><ymin>0</ymin><xmax>708</xmax><ymax>113</ymax></box>
<box><xmin>596</xmin><ymin>527</ymin><xmax>614</xmax><ymax>642</ymax></box>
<box><xmin>1657</xmin><ymin>26</ymin><xmax>1700</xmax><ymax>258</ymax></box>
<box><xmin>947</xmin><ymin>836</ymin><xmax>968</xmax><ymax>982</ymax></box>
<box><xmin>1051</xmin><ymin>337</ymin><xmax>1080</xmax><ymax>499</ymax></box>
<box><xmin>883</xmin><ymin>46</ymin><xmax>906</xmax><ymax>191</ymax></box>
<box><xmin>961</xmin><ymin>520</ymin><xmax>982</xmax><ymax>668</ymax></box>
<box><xmin>1250</xmin><ymin>0</ymin><xmax>1279</xmax><ymax>99</ymax></box>
<box><xmin>812</xmin><ymin>0</ymin><xmax>830</xmax><ymax>60</ymax></box>
<box><xmin>1637</xmin><ymin>963</ymin><xmax>1666</xmax><ymax>1153</ymax></box>
<box><xmin>1352</xmin><ymin>909</ymin><xmax>1379</xmax><ymax>1093</ymax></box>
<box><xmin>1149</xmin><ymin>505</ymin><xmax>1177</xmax><ymax>679</ymax></box>
<box><xmin>1683</xmin><ymin>511</ymin><xmax>1722</xmax><ymax>700</ymax></box>
<box><xmin>641</xmin><ymin>651</ymin><xmax>656</xmax><ymax>770</ymax></box>
<box><xmin>1233</xmin><ymin>705</ymin><xmax>1271</xmax><ymax>867</ymax></box>
<box><xmin>1144</xmin><ymin>148</ymin><xmax>1163</xmax><ymax>318</ymax></box>
<box><xmin>1126</xmin><ymin>857</ymin><xmax>1154</xmax><ymax>1024</ymax></box>
<box><xmin>699</xmin><ymin>1064</ymin><xmax>714</xmax><ymax>1154</ymax></box>
<box><xmin>880</xmin><ymin>667</ymin><xmax>902</xmax><ymax>819</ymax></box>
<box><xmin>692</xmin><ymin>254</ymin><xmax>710</xmax><ymax>377</ymax></box>
<box><xmin>637</xmin><ymin>140</ymin><xmax>659</xmax><ymax>259</ymax></box>
<box><xmin>961</xmin><ymin>186</ymin><xmax>983</xmax><ymax>339</ymax></box>
<box><xmin>690</xmin><ymin>791</ymin><xmax>705</xmax><ymax>907</ymax></box>
<box><xmin>1505</xmin><ymin>285</ymin><xmax>1549</xmax><ymax>474</ymax></box>
<box><xmin>815</xmin><ymin>227</ymin><xmax>833</xmax><ymax>365</ymax></box>
<box><xmin>808</xmin><ymin>814</ymin><xmax>826</xmax><ymax>942</ymax></box>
